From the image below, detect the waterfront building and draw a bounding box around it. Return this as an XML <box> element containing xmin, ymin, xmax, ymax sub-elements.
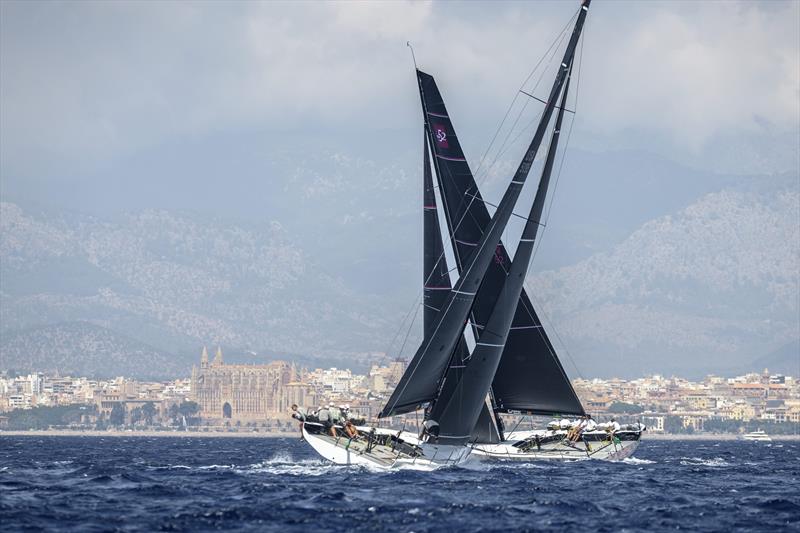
<box><xmin>190</xmin><ymin>347</ymin><xmax>315</xmax><ymax>423</ymax></box>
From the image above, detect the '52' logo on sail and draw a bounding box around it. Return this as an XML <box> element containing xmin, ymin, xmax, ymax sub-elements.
<box><xmin>432</xmin><ymin>124</ymin><xmax>449</xmax><ymax>149</ymax></box>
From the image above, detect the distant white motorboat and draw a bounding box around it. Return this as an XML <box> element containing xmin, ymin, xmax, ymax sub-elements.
<box><xmin>741</xmin><ymin>430</ymin><xmax>772</xmax><ymax>442</ymax></box>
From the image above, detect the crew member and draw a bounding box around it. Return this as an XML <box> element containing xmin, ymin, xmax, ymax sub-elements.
<box><xmin>317</xmin><ymin>405</ymin><xmax>336</xmax><ymax>437</ymax></box>
<box><xmin>344</xmin><ymin>420</ymin><xmax>359</xmax><ymax>439</ymax></box>
<box><xmin>290</xmin><ymin>404</ymin><xmax>307</xmax><ymax>438</ymax></box>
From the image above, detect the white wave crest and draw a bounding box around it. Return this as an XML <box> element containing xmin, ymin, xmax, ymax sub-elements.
<box><xmin>236</xmin><ymin>456</ymin><xmax>350</xmax><ymax>477</ymax></box>
<box><xmin>622</xmin><ymin>457</ymin><xmax>656</xmax><ymax>465</ymax></box>
<box><xmin>679</xmin><ymin>456</ymin><xmax>730</xmax><ymax>467</ymax></box>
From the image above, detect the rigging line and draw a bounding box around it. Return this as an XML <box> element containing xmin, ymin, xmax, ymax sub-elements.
<box><xmin>505</xmin><ymin>55</ymin><xmax>584</xmax><ymax>387</ymax></box>
<box><xmin>473</xmin><ymin>16</ymin><xmax>572</xmax><ymax>187</ymax></box>
<box><xmin>546</xmin><ymin>22</ymin><xmax>585</xmax><ymax>227</ymax></box>
<box><xmin>518</xmin><ymin>32</ymin><xmax>588</xmax><ymax>386</ymax></box>
<box><xmin>474</xmin><ymin>96</ymin><xmax>534</xmax><ymax>186</ymax></box>
<box><xmin>397</xmin><ymin>300</ymin><xmax>422</xmax><ymax>361</ymax></box>
<box><xmin>463</xmin><ymin>193</ymin><xmax>547</xmax><ymax>226</ymax></box>
<box><xmin>472</xmin><ymin>10</ymin><xmax>578</xmax><ymax>183</ymax></box>
<box><xmin>514</xmin><ymin>70</ymin><xmax>581</xmax><ymax>394</ymax></box>
<box><xmin>377</xmin><ymin>291</ymin><xmax>423</xmax><ymax>370</ymax></box>
<box><xmin>519</xmin><ymin>42</ymin><xmax>581</xmax><ymax>310</ymax></box>
<box><xmin>484</xmin><ymin>114</ymin><xmax>563</xmax><ymax>342</ymax></box>
<box><xmin>427</xmin><ymin>20</ymin><xmax>569</xmax><ymax>265</ymax></box>
<box><xmin>525</xmin><ymin>12</ymin><xmax>576</xmax><ymax>96</ymax></box>
<box><xmin>421</xmin><ymin>10</ymin><xmax>577</xmax><ymax>293</ymax></box>
<box><xmin>485</xmin><ymin>102</ymin><xmax>548</xmax><ymax>176</ymax></box>
<box><xmin>530</xmin><ymin>71</ymin><xmax>577</xmax><ymax>265</ymax></box>
<box><xmin>525</xmin><ymin>285</ymin><xmax>585</xmax><ymax>382</ymax></box>
<box><xmin>519</xmin><ymin>90</ymin><xmax>575</xmax><ymax>114</ymax></box>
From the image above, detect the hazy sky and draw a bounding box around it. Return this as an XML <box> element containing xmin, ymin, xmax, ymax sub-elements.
<box><xmin>1</xmin><ymin>0</ymin><xmax>798</xmax><ymax>194</ymax></box>
<box><xmin>1</xmin><ymin>1</ymin><xmax>798</xmax><ymax>378</ymax></box>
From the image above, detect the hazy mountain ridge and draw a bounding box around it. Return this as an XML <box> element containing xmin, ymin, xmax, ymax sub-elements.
<box><xmin>1</xmin><ymin>166</ymin><xmax>798</xmax><ymax>379</ymax></box>
<box><xmin>529</xmin><ymin>187</ymin><xmax>800</xmax><ymax>377</ymax></box>
<box><xmin>0</xmin><ymin>321</ymin><xmax>183</xmax><ymax>379</ymax></box>
<box><xmin>0</xmin><ymin>203</ymin><xmax>397</xmax><ymax>376</ymax></box>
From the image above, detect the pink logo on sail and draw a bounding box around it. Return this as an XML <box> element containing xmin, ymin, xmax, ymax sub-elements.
<box><xmin>433</xmin><ymin>124</ymin><xmax>449</xmax><ymax>148</ymax></box>
<box><xmin>494</xmin><ymin>244</ymin><xmax>505</xmax><ymax>265</ymax></box>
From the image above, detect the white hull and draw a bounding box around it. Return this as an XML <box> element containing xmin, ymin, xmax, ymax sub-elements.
<box><xmin>741</xmin><ymin>431</ymin><xmax>771</xmax><ymax>442</ymax></box>
<box><xmin>471</xmin><ymin>429</ymin><xmax>643</xmax><ymax>462</ymax></box>
<box><xmin>302</xmin><ymin>423</ymin><xmax>470</xmax><ymax>471</ymax></box>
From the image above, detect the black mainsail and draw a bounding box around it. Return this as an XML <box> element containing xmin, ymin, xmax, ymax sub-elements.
<box><xmin>381</xmin><ymin>1</ymin><xmax>591</xmax><ymax>437</ymax></box>
<box><xmin>415</xmin><ymin>18</ymin><xmax>588</xmax><ymax>417</ymax></box>
<box><xmin>434</xmin><ymin>65</ymin><xmax>575</xmax><ymax>444</ymax></box>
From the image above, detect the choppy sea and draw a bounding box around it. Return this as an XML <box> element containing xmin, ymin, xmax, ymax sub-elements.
<box><xmin>1</xmin><ymin>435</ymin><xmax>798</xmax><ymax>532</ymax></box>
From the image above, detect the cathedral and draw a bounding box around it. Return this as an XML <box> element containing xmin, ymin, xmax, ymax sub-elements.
<box><xmin>190</xmin><ymin>347</ymin><xmax>317</xmax><ymax>423</ymax></box>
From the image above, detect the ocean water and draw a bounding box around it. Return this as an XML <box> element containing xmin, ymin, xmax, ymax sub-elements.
<box><xmin>1</xmin><ymin>436</ymin><xmax>798</xmax><ymax>532</ymax></box>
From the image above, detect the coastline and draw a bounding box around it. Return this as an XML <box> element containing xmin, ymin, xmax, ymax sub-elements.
<box><xmin>2</xmin><ymin>429</ymin><xmax>799</xmax><ymax>440</ymax></box>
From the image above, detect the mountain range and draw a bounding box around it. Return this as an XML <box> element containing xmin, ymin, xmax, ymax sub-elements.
<box><xmin>1</xmin><ymin>148</ymin><xmax>797</xmax><ymax>379</ymax></box>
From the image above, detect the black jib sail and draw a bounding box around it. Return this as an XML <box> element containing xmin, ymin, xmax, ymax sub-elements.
<box><xmin>415</xmin><ymin>27</ymin><xmax>587</xmax><ymax>416</ymax></box>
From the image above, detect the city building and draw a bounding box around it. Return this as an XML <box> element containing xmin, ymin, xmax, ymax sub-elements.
<box><xmin>190</xmin><ymin>347</ymin><xmax>316</xmax><ymax>423</ymax></box>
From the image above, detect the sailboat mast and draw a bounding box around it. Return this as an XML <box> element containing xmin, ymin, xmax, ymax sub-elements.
<box><xmin>435</xmin><ymin>64</ymin><xmax>577</xmax><ymax>444</ymax></box>
<box><xmin>380</xmin><ymin>0</ymin><xmax>592</xmax><ymax>423</ymax></box>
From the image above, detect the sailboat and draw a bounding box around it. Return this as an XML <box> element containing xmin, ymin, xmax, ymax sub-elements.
<box><xmin>417</xmin><ymin>67</ymin><xmax>644</xmax><ymax>460</ymax></box>
<box><xmin>303</xmin><ymin>0</ymin><xmax>638</xmax><ymax>468</ymax></box>
<box><xmin>415</xmin><ymin>7</ymin><xmax>644</xmax><ymax>461</ymax></box>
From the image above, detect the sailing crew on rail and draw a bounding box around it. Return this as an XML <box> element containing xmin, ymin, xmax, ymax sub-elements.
<box><xmin>316</xmin><ymin>405</ymin><xmax>337</xmax><ymax>437</ymax></box>
<box><xmin>328</xmin><ymin>404</ymin><xmax>343</xmax><ymax>424</ymax></box>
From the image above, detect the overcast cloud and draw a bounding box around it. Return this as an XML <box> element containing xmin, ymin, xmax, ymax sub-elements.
<box><xmin>1</xmin><ymin>0</ymin><xmax>798</xmax><ymax>182</ymax></box>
